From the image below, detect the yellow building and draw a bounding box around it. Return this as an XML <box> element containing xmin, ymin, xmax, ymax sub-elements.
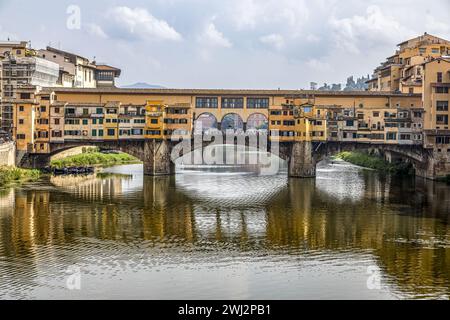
<box><xmin>422</xmin><ymin>58</ymin><xmax>450</xmax><ymax>151</ymax></box>
<box><xmin>368</xmin><ymin>33</ymin><xmax>450</xmax><ymax>94</ymax></box>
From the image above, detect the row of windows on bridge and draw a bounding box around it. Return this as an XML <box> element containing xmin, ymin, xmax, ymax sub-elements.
<box><xmin>196</xmin><ymin>97</ymin><xmax>270</xmax><ymax>109</ymax></box>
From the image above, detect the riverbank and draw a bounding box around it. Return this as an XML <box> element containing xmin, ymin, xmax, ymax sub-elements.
<box><xmin>0</xmin><ymin>166</ymin><xmax>40</xmax><ymax>187</ymax></box>
<box><xmin>334</xmin><ymin>151</ymin><xmax>413</xmax><ymax>175</ymax></box>
<box><xmin>50</xmin><ymin>151</ymin><xmax>141</xmax><ymax>169</ymax></box>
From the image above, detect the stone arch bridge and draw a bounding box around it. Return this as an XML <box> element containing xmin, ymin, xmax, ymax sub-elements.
<box><xmin>19</xmin><ymin>138</ymin><xmax>436</xmax><ymax>179</ymax></box>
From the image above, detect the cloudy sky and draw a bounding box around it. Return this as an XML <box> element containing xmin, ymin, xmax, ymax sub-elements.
<box><xmin>0</xmin><ymin>0</ymin><xmax>449</xmax><ymax>89</ymax></box>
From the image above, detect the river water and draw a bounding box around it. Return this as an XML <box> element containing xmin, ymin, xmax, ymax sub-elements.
<box><xmin>0</xmin><ymin>160</ymin><xmax>449</xmax><ymax>300</ymax></box>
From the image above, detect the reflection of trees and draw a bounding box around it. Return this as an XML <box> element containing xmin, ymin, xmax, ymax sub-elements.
<box><xmin>0</xmin><ymin>171</ymin><xmax>449</xmax><ymax>298</ymax></box>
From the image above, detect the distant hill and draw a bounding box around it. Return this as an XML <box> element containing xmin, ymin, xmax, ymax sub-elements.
<box><xmin>121</xmin><ymin>82</ymin><xmax>166</xmax><ymax>89</ymax></box>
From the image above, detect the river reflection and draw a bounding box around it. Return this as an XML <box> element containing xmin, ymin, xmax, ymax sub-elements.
<box><xmin>0</xmin><ymin>161</ymin><xmax>449</xmax><ymax>300</ymax></box>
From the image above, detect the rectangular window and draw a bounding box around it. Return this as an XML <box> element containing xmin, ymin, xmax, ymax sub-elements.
<box><xmin>83</xmin><ymin>108</ymin><xmax>89</xmax><ymax>115</ymax></box>
<box><xmin>107</xmin><ymin>129</ymin><xmax>115</xmax><ymax>136</ymax></box>
<box><xmin>150</xmin><ymin>119</ymin><xmax>158</xmax><ymax>124</ymax></box>
<box><xmin>20</xmin><ymin>93</ymin><xmax>31</xmax><ymax>99</ymax></box>
<box><xmin>247</xmin><ymin>98</ymin><xmax>269</xmax><ymax>109</ymax></box>
<box><xmin>432</xmin><ymin>48</ymin><xmax>439</xmax><ymax>54</ymax></box>
<box><xmin>437</xmin><ymin>101</ymin><xmax>449</xmax><ymax>112</ymax></box>
<box><xmin>373</xmin><ymin>112</ymin><xmax>380</xmax><ymax>117</ymax></box>
<box><xmin>19</xmin><ymin>106</ymin><xmax>24</xmax><ymax>112</ymax></box>
<box><xmin>345</xmin><ymin>120</ymin><xmax>354</xmax><ymax>127</ymax></box>
<box><xmin>16</xmin><ymin>134</ymin><xmax>25</xmax><ymax>139</ymax></box>
<box><xmin>419</xmin><ymin>48</ymin><xmax>426</xmax><ymax>54</ymax></box>
<box><xmin>19</xmin><ymin>119</ymin><xmax>24</xmax><ymax>124</ymax></box>
<box><xmin>96</xmin><ymin>108</ymin><xmax>103</xmax><ymax>114</ymax></box>
<box><xmin>40</xmin><ymin>106</ymin><xmax>46</xmax><ymax>112</ymax></box>
<box><xmin>92</xmin><ymin>130</ymin><xmax>97</xmax><ymax>137</ymax></box>
<box><xmin>99</xmin><ymin>119</ymin><xmax>103</xmax><ymax>125</ymax></box>
<box><xmin>92</xmin><ymin>119</ymin><xmax>97</xmax><ymax>125</ymax></box>
<box><xmin>146</xmin><ymin>130</ymin><xmax>162</xmax><ymax>135</ymax></box>
<box><xmin>106</xmin><ymin>119</ymin><xmax>111</xmax><ymax>123</ymax></box>
<box><xmin>54</xmin><ymin>107</ymin><xmax>60</xmax><ymax>113</ymax></box>
<box><xmin>437</xmin><ymin>72</ymin><xmax>443</xmax><ymax>83</ymax></box>
<box><xmin>196</xmin><ymin>97</ymin><xmax>218</xmax><ymax>108</ymax></box>
<box><xmin>82</xmin><ymin>119</ymin><xmax>88</xmax><ymax>125</ymax></box>
<box><xmin>99</xmin><ymin>129</ymin><xmax>104</xmax><ymax>137</ymax></box>
<box><xmin>436</xmin><ymin>136</ymin><xmax>450</xmax><ymax>144</ymax></box>
<box><xmin>132</xmin><ymin>129</ymin><xmax>143</xmax><ymax>135</ymax></box>
<box><xmin>436</xmin><ymin>87</ymin><xmax>449</xmax><ymax>94</ymax></box>
<box><xmin>386</xmin><ymin>132</ymin><xmax>397</xmax><ymax>140</ymax></box>
<box><xmin>222</xmin><ymin>97</ymin><xmax>244</xmax><ymax>109</ymax></box>
<box><xmin>436</xmin><ymin>115</ymin><xmax>449</xmax><ymax>125</ymax></box>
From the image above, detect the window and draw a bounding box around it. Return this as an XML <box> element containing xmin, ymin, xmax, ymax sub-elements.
<box><xmin>409</xmin><ymin>88</ymin><xmax>414</xmax><ymax>94</ymax></box>
<box><xmin>432</xmin><ymin>48</ymin><xmax>439</xmax><ymax>54</ymax></box>
<box><xmin>98</xmin><ymin>129</ymin><xmax>104</xmax><ymax>137</ymax></box>
<box><xmin>99</xmin><ymin>119</ymin><xmax>103</xmax><ymax>125</ymax></box>
<box><xmin>51</xmin><ymin>131</ymin><xmax>62</xmax><ymax>138</ymax></box>
<box><xmin>132</xmin><ymin>129</ymin><xmax>143</xmax><ymax>135</ymax></box>
<box><xmin>19</xmin><ymin>106</ymin><xmax>24</xmax><ymax>112</ymax></box>
<box><xmin>196</xmin><ymin>97</ymin><xmax>218</xmax><ymax>108</ymax></box>
<box><xmin>437</xmin><ymin>72</ymin><xmax>443</xmax><ymax>83</ymax></box>
<box><xmin>37</xmin><ymin>119</ymin><xmax>49</xmax><ymax>125</ymax></box>
<box><xmin>150</xmin><ymin>119</ymin><xmax>158</xmax><ymax>124</ymax></box>
<box><xmin>436</xmin><ymin>87</ymin><xmax>449</xmax><ymax>94</ymax></box>
<box><xmin>82</xmin><ymin>119</ymin><xmax>88</xmax><ymax>125</ymax></box>
<box><xmin>436</xmin><ymin>136</ymin><xmax>450</xmax><ymax>144</ymax></box>
<box><xmin>40</xmin><ymin>106</ymin><xmax>46</xmax><ymax>112</ymax></box>
<box><xmin>345</xmin><ymin>120</ymin><xmax>354</xmax><ymax>127</ymax></box>
<box><xmin>247</xmin><ymin>98</ymin><xmax>269</xmax><ymax>109</ymax></box>
<box><xmin>419</xmin><ymin>48</ymin><xmax>426</xmax><ymax>55</ymax></box>
<box><xmin>16</xmin><ymin>134</ymin><xmax>25</xmax><ymax>139</ymax></box>
<box><xmin>54</xmin><ymin>107</ymin><xmax>60</xmax><ymax>113</ymax></box>
<box><xmin>222</xmin><ymin>97</ymin><xmax>244</xmax><ymax>109</ymax></box>
<box><xmin>436</xmin><ymin>115</ymin><xmax>449</xmax><ymax>125</ymax></box>
<box><xmin>83</xmin><ymin>108</ymin><xmax>89</xmax><ymax>115</ymax></box>
<box><xmin>65</xmin><ymin>119</ymin><xmax>80</xmax><ymax>125</ymax></box>
<box><xmin>19</xmin><ymin>119</ymin><xmax>24</xmax><ymax>124</ymax></box>
<box><xmin>107</xmin><ymin>129</ymin><xmax>115</xmax><ymax>136</ymax></box>
<box><xmin>373</xmin><ymin>112</ymin><xmax>380</xmax><ymax>117</ymax></box>
<box><xmin>96</xmin><ymin>108</ymin><xmax>103</xmax><ymax>114</ymax></box>
<box><xmin>437</xmin><ymin>101</ymin><xmax>449</xmax><ymax>112</ymax></box>
<box><xmin>106</xmin><ymin>119</ymin><xmax>111</xmax><ymax>123</ymax></box>
<box><xmin>146</xmin><ymin>130</ymin><xmax>161</xmax><ymax>135</ymax></box>
<box><xmin>92</xmin><ymin>130</ymin><xmax>97</xmax><ymax>137</ymax></box>
<box><xmin>413</xmin><ymin>112</ymin><xmax>422</xmax><ymax>118</ymax></box>
<box><xmin>92</xmin><ymin>119</ymin><xmax>97</xmax><ymax>125</ymax></box>
<box><xmin>386</xmin><ymin>132</ymin><xmax>397</xmax><ymax>140</ymax></box>
<box><xmin>20</xmin><ymin>93</ymin><xmax>30</xmax><ymax>99</ymax></box>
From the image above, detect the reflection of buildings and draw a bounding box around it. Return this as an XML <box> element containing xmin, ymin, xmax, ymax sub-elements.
<box><xmin>50</xmin><ymin>174</ymin><xmax>127</xmax><ymax>202</ymax></box>
<box><xmin>0</xmin><ymin>170</ymin><xmax>450</xmax><ymax>298</ymax></box>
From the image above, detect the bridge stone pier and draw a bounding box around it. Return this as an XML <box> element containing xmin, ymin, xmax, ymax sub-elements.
<box><xmin>18</xmin><ymin>137</ymin><xmax>443</xmax><ymax>180</ymax></box>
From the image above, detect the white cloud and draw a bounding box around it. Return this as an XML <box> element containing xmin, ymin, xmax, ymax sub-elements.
<box><xmin>0</xmin><ymin>25</ymin><xmax>18</xmax><ymax>41</ymax></box>
<box><xmin>197</xmin><ymin>22</ymin><xmax>232</xmax><ymax>48</ymax></box>
<box><xmin>306</xmin><ymin>58</ymin><xmax>331</xmax><ymax>72</ymax></box>
<box><xmin>425</xmin><ymin>15</ymin><xmax>450</xmax><ymax>37</ymax></box>
<box><xmin>87</xmin><ymin>23</ymin><xmax>108</xmax><ymax>39</ymax></box>
<box><xmin>260</xmin><ymin>33</ymin><xmax>285</xmax><ymax>50</ymax></box>
<box><xmin>231</xmin><ymin>0</ymin><xmax>309</xmax><ymax>31</ymax></box>
<box><xmin>329</xmin><ymin>5</ymin><xmax>413</xmax><ymax>54</ymax></box>
<box><xmin>106</xmin><ymin>6</ymin><xmax>182</xmax><ymax>41</ymax></box>
<box><xmin>306</xmin><ymin>34</ymin><xmax>320</xmax><ymax>43</ymax></box>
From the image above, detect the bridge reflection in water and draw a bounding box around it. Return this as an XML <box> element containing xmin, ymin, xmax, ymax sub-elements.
<box><xmin>0</xmin><ymin>163</ymin><xmax>449</xmax><ymax>299</ymax></box>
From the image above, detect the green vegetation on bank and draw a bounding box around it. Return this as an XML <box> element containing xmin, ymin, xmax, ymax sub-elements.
<box><xmin>0</xmin><ymin>166</ymin><xmax>40</xmax><ymax>187</ymax></box>
<box><xmin>334</xmin><ymin>151</ymin><xmax>413</xmax><ymax>175</ymax></box>
<box><xmin>50</xmin><ymin>147</ymin><xmax>140</xmax><ymax>169</ymax></box>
